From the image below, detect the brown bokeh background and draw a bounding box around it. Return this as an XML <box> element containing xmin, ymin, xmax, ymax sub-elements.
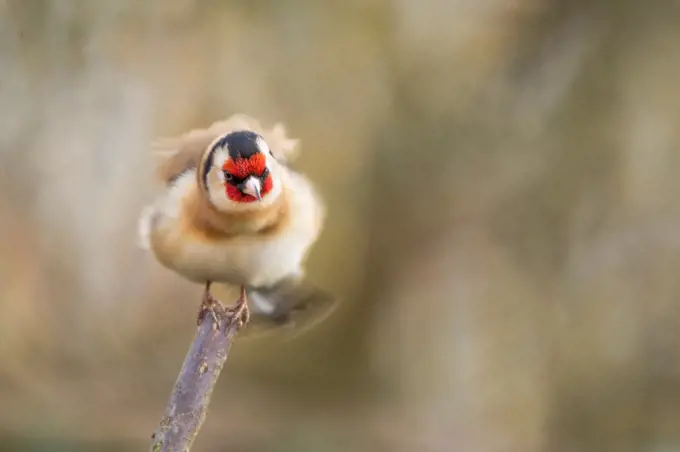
<box><xmin>2</xmin><ymin>0</ymin><xmax>680</xmax><ymax>451</ymax></box>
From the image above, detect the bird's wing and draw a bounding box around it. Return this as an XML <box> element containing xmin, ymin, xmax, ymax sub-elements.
<box><xmin>153</xmin><ymin>114</ymin><xmax>301</xmax><ymax>185</ymax></box>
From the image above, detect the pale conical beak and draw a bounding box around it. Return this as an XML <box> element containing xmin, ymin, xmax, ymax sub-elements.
<box><xmin>240</xmin><ymin>176</ymin><xmax>262</xmax><ymax>201</ymax></box>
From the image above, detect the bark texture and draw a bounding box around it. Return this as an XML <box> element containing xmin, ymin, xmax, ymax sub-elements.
<box><xmin>150</xmin><ymin>303</ymin><xmax>241</xmax><ymax>452</ymax></box>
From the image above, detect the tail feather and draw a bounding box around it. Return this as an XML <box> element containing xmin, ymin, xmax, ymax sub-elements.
<box><xmin>238</xmin><ymin>279</ymin><xmax>339</xmax><ymax>340</ymax></box>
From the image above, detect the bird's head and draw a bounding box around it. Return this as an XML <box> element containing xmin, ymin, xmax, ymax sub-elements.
<box><xmin>200</xmin><ymin>130</ymin><xmax>282</xmax><ymax>212</ymax></box>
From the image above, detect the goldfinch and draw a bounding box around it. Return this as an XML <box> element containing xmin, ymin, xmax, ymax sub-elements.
<box><xmin>138</xmin><ymin>114</ymin><xmax>335</xmax><ymax>335</ymax></box>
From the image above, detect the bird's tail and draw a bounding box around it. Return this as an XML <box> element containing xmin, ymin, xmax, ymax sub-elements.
<box><xmin>237</xmin><ymin>278</ymin><xmax>339</xmax><ymax>341</ymax></box>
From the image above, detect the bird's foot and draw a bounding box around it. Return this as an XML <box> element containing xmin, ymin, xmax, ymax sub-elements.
<box><xmin>197</xmin><ymin>289</ymin><xmax>226</xmax><ymax>328</ymax></box>
<box><xmin>225</xmin><ymin>287</ymin><xmax>250</xmax><ymax>330</ymax></box>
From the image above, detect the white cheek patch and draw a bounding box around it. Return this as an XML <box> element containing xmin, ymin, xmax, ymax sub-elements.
<box><xmin>204</xmin><ymin>147</ymin><xmax>230</xmax><ymax>209</ymax></box>
<box><xmin>212</xmin><ymin>148</ymin><xmax>230</xmax><ymax>179</ymax></box>
<box><xmin>256</xmin><ymin>136</ymin><xmax>270</xmax><ymax>156</ymax></box>
<box><xmin>263</xmin><ymin>148</ymin><xmax>277</xmax><ymax>168</ymax></box>
<box><xmin>215</xmin><ymin>169</ymin><xmax>225</xmax><ymax>183</ymax></box>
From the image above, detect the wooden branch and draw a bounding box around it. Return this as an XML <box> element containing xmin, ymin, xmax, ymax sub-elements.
<box><xmin>149</xmin><ymin>303</ymin><xmax>241</xmax><ymax>452</ymax></box>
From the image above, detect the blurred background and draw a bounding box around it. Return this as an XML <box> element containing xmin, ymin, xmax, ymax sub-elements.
<box><xmin>2</xmin><ymin>0</ymin><xmax>680</xmax><ymax>451</ymax></box>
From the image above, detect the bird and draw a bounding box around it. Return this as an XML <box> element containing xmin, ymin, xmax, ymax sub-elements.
<box><xmin>137</xmin><ymin>114</ymin><xmax>336</xmax><ymax>336</ymax></box>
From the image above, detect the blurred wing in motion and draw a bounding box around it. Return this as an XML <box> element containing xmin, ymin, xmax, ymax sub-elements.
<box><xmin>153</xmin><ymin>113</ymin><xmax>301</xmax><ymax>185</ymax></box>
<box><xmin>238</xmin><ymin>279</ymin><xmax>339</xmax><ymax>341</ymax></box>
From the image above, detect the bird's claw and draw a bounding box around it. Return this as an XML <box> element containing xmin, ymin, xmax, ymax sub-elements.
<box><xmin>197</xmin><ymin>291</ymin><xmax>226</xmax><ymax>328</ymax></box>
<box><xmin>197</xmin><ymin>284</ymin><xmax>250</xmax><ymax>332</ymax></box>
<box><xmin>226</xmin><ymin>296</ymin><xmax>250</xmax><ymax>330</ymax></box>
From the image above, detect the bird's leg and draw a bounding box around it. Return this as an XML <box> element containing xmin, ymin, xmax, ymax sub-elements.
<box><xmin>197</xmin><ymin>281</ymin><xmax>226</xmax><ymax>327</ymax></box>
<box><xmin>225</xmin><ymin>285</ymin><xmax>250</xmax><ymax>329</ymax></box>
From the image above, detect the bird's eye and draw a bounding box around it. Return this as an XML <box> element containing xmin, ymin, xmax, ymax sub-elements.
<box><xmin>224</xmin><ymin>172</ymin><xmax>234</xmax><ymax>182</ymax></box>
